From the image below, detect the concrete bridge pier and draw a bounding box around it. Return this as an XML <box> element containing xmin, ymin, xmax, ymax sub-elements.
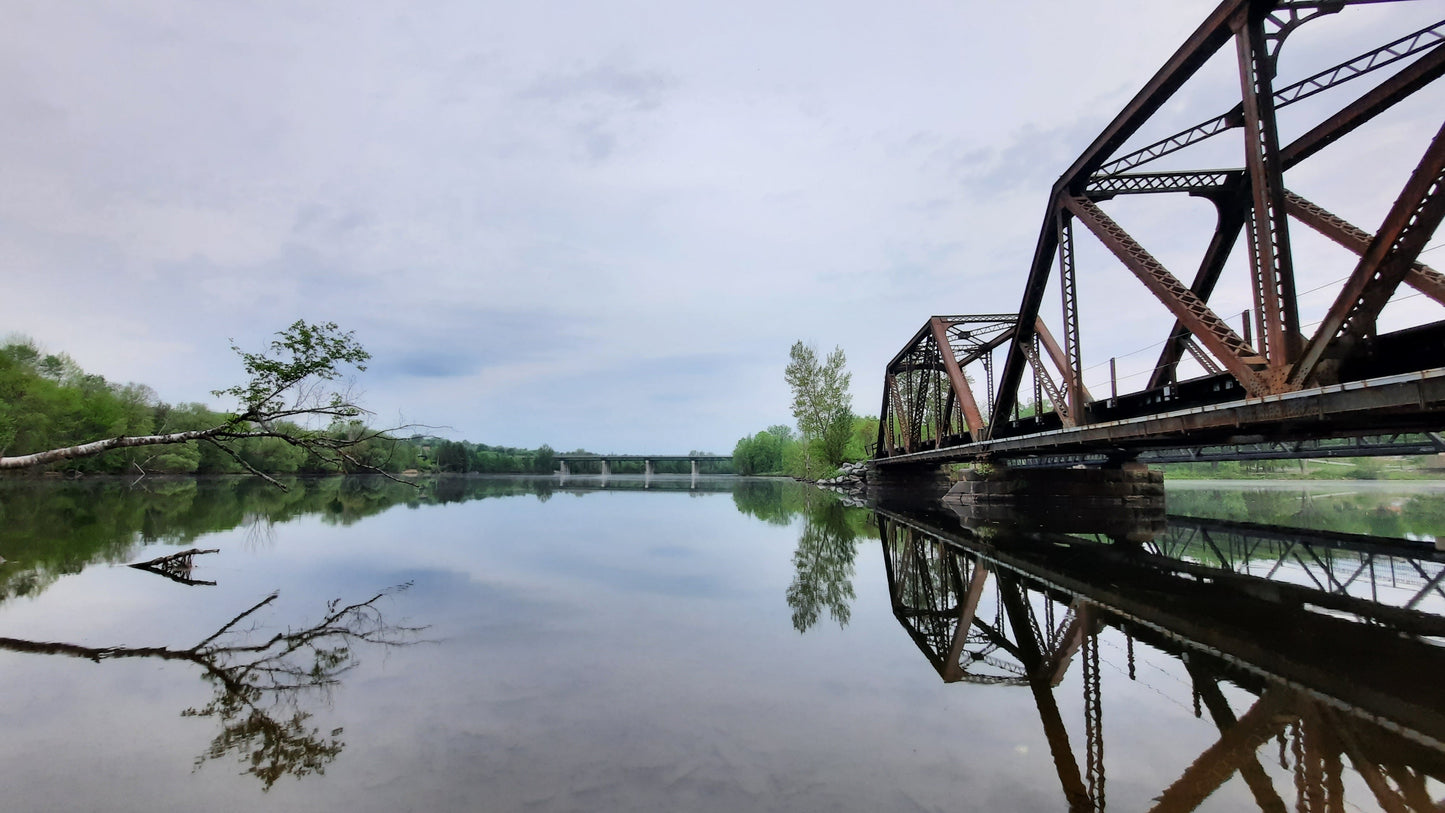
<box><xmin>600</xmin><ymin>459</ymin><xmax>611</xmax><ymax>477</ymax></box>
<box><xmin>690</xmin><ymin>459</ymin><xmax>700</xmax><ymax>478</ymax></box>
<box><xmin>867</xmin><ymin>463</ymin><xmax>956</xmax><ymax>510</ymax></box>
<box><xmin>645</xmin><ymin>459</ymin><xmax>655</xmax><ymax>478</ymax></box>
<box><xmin>942</xmin><ymin>462</ymin><xmax>1165</xmax><ymax>542</ymax></box>
<box><xmin>559</xmin><ymin>460</ymin><xmax>570</xmax><ymax>477</ymax></box>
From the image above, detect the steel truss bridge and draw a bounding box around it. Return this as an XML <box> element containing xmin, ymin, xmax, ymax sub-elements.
<box><xmin>879</xmin><ymin>507</ymin><xmax>1445</xmax><ymax>811</ymax></box>
<box><xmin>877</xmin><ymin>0</ymin><xmax>1445</xmax><ymax>468</ymax></box>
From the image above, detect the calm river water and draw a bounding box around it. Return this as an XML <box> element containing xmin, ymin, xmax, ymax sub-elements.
<box><xmin>1</xmin><ymin>475</ymin><xmax>1442</xmax><ymax>812</ymax></box>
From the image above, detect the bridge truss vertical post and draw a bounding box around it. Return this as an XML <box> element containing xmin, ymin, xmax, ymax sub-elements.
<box><xmin>1058</xmin><ymin>210</ymin><xmax>1085</xmax><ymax>423</ymax></box>
<box><xmin>1235</xmin><ymin>5</ymin><xmax>1302</xmax><ymax>383</ymax></box>
<box><xmin>878</xmin><ymin>374</ymin><xmax>896</xmax><ymax>457</ymax></box>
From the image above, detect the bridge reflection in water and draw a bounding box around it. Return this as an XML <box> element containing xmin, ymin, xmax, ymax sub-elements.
<box><xmin>878</xmin><ymin>505</ymin><xmax>1445</xmax><ymax>812</ymax></box>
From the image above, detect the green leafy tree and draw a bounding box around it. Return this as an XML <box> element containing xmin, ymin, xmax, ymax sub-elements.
<box><xmin>784</xmin><ymin>342</ymin><xmax>853</xmax><ymax>472</ymax></box>
<box><xmin>0</xmin><ymin>321</ymin><xmax>406</xmax><ymax>487</ymax></box>
<box><xmin>533</xmin><ymin>444</ymin><xmax>555</xmax><ymax>473</ymax></box>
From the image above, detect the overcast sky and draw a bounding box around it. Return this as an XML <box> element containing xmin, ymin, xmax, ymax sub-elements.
<box><xmin>3</xmin><ymin>1</ymin><xmax>1441</xmax><ymax>453</ymax></box>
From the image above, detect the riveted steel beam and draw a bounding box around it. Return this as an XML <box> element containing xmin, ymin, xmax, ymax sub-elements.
<box><xmin>1067</xmin><ymin>196</ymin><xmax>1269</xmax><ymax>394</ymax></box>
<box><xmin>1236</xmin><ymin>7</ymin><xmax>1303</xmax><ymax>373</ymax></box>
<box><xmin>1293</xmin><ymin>123</ymin><xmax>1445</xmax><ymax>386</ymax></box>
<box><xmin>1097</xmin><ymin>17</ymin><xmax>1445</xmax><ymax>177</ymax></box>
<box><xmin>1285</xmin><ymin>190</ymin><xmax>1445</xmax><ymax>305</ymax></box>
<box><xmin>931</xmin><ymin>317</ymin><xmax>987</xmax><ymax>436</ymax></box>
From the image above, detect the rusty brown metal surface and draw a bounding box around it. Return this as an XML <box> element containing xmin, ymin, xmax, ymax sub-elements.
<box><xmin>1293</xmin><ymin>122</ymin><xmax>1445</xmax><ymax>386</ymax></box>
<box><xmin>1285</xmin><ymin>190</ymin><xmax>1445</xmax><ymax>306</ymax></box>
<box><xmin>877</xmin><ymin>367</ymin><xmax>1445</xmax><ymax>467</ymax></box>
<box><xmin>1066</xmin><ymin>196</ymin><xmax>1270</xmax><ymax>393</ymax></box>
<box><xmin>930</xmin><ymin>318</ymin><xmax>986</xmax><ymax>435</ymax></box>
<box><xmin>1234</xmin><ymin>6</ymin><xmax>1303</xmax><ymax>373</ymax></box>
<box><xmin>876</xmin><ymin>0</ymin><xmax>1445</xmax><ymax>465</ymax></box>
<box><xmin>880</xmin><ymin>315</ymin><xmax>1021</xmax><ymax>454</ymax></box>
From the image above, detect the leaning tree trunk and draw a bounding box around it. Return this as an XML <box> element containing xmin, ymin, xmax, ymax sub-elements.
<box><xmin>0</xmin><ymin>427</ymin><xmax>227</xmax><ymax>469</ymax></box>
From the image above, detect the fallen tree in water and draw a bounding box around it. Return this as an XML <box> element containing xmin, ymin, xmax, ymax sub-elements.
<box><xmin>0</xmin><ymin>321</ymin><xmax>412</xmax><ymax>488</ymax></box>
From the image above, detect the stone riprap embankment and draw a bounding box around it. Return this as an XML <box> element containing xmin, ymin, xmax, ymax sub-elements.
<box><xmin>810</xmin><ymin>461</ymin><xmax>869</xmax><ymax>499</ymax></box>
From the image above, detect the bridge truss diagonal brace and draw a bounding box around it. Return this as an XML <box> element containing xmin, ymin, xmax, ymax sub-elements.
<box><xmin>1034</xmin><ymin>318</ymin><xmax>1093</xmax><ymax>407</ymax></box>
<box><xmin>1021</xmin><ymin>336</ymin><xmax>1073</xmax><ymax>427</ymax></box>
<box><xmin>930</xmin><ymin>318</ymin><xmax>987</xmax><ymax>437</ymax></box>
<box><xmin>1149</xmin><ymin>185</ymin><xmax>1252</xmax><ymax>390</ymax></box>
<box><xmin>1065</xmin><ymin>196</ymin><xmax>1271</xmax><ymax>395</ymax></box>
<box><xmin>1285</xmin><ymin>190</ymin><xmax>1445</xmax><ymax>306</ymax></box>
<box><xmin>1292</xmin><ymin>121</ymin><xmax>1445</xmax><ymax>387</ymax></box>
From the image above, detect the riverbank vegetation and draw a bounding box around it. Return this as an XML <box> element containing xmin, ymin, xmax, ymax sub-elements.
<box><xmin>733</xmin><ymin>340</ymin><xmax>877</xmax><ymax>479</ymax></box>
<box><xmin>0</xmin><ymin>330</ymin><xmax>568</xmax><ymax>479</ymax></box>
<box><xmin>732</xmin><ymin>415</ymin><xmax>879</xmax><ymax>478</ymax></box>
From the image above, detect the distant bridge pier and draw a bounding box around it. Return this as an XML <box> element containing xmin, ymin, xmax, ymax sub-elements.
<box><xmin>552</xmin><ymin>453</ymin><xmax>732</xmax><ymax>480</ymax></box>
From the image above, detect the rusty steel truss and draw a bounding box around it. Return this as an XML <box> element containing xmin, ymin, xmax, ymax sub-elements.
<box><xmin>879</xmin><ymin>509</ymin><xmax>1445</xmax><ymax>811</ymax></box>
<box><xmin>878</xmin><ymin>0</ymin><xmax>1445</xmax><ymax>464</ymax></box>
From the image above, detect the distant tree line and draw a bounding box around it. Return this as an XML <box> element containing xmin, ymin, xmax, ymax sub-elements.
<box><xmin>0</xmin><ymin>337</ymin><xmax>568</xmax><ymax>477</ymax></box>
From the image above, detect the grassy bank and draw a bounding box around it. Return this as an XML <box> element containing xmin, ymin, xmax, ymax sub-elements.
<box><xmin>1160</xmin><ymin>456</ymin><xmax>1445</xmax><ymax>481</ymax></box>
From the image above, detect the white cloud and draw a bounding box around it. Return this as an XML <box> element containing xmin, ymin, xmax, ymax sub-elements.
<box><xmin>0</xmin><ymin>0</ymin><xmax>1437</xmax><ymax>452</ymax></box>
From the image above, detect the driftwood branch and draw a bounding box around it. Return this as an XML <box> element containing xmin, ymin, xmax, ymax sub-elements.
<box><xmin>128</xmin><ymin>548</ymin><xmax>221</xmax><ymax>586</ymax></box>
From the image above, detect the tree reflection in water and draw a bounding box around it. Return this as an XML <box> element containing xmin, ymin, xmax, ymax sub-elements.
<box><xmin>733</xmin><ymin>479</ymin><xmax>873</xmax><ymax>633</ymax></box>
<box><xmin>787</xmin><ymin>496</ymin><xmax>861</xmax><ymax>632</ymax></box>
<box><xmin>0</xmin><ymin>584</ymin><xmax>420</xmax><ymax>790</ymax></box>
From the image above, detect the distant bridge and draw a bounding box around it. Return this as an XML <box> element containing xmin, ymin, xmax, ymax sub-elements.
<box><xmin>552</xmin><ymin>454</ymin><xmax>732</xmax><ymax>478</ymax></box>
<box><xmin>876</xmin><ymin>0</ymin><xmax>1445</xmax><ymax>468</ymax></box>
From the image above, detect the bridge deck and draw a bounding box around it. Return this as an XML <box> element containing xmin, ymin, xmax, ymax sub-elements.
<box><xmin>553</xmin><ymin>454</ymin><xmax>731</xmax><ymax>462</ymax></box>
<box><xmin>875</xmin><ymin>367</ymin><xmax>1445</xmax><ymax>467</ymax></box>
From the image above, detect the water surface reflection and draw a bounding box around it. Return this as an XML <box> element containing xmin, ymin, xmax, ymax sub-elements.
<box><xmin>877</xmin><ymin>502</ymin><xmax>1445</xmax><ymax>811</ymax></box>
<box><xmin>0</xmin><ymin>584</ymin><xmax>419</xmax><ymax>789</ymax></box>
<box><xmin>0</xmin><ymin>475</ymin><xmax>1441</xmax><ymax>811</ymax></box>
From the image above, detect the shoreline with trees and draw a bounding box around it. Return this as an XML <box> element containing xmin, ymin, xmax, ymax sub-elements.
<box><xmin>0</xmin><ymin>325</ymin><xmax>583</xmax><ymax>481</ymax></box>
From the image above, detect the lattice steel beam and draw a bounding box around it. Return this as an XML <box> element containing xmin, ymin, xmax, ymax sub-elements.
<box><xmin>1284</xmin><ymin>37</ymin><xmax>1445</xmax><ymax>168</ymax></box>
<box><xmin>1086</xmin><ymin>170</ymin><xmax>1238</xmax><ymax>197</ymax></box>
<box><xmin>1022</xmin><ymin>337</ymin><xmax>1072</xmax><ymax>426</ymax></box>
<box><xmin>1066</xmin><ymin>196</ymin><xmax>1269</xmax><ymax>393</ymax></box>
<box><xmin>1095</xmin><ymin>18</ymin><xmax>1445</xmax><ymax>176</ymax></box>
<box><xmin>932</xmin><ymin>318</ymin><xmax>987</xmax><ymax>436</ymax></box>
<box><xmin>1285</xmin><ymin>190</ymin><xmax>1445</xmax><ymax>305</ymax></box>
<box><xmin>1293</xmin><ymin>122</ymin><xmax>1445</xmax><ymax>386</ymax></box>
<box><xmin>1056</xmin><ymin>213</ymin><xmax>1087</xmax><ymax>423</ymax></box>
